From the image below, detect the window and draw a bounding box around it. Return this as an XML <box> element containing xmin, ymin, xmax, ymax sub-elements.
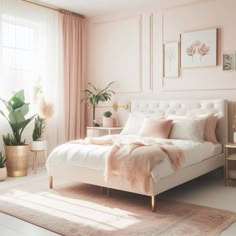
<box><xmin>1</xmin><ymin>15</ymin><xmax>40</xmax><ymax>100</ymax></box>
<box><xmin>0</xmin><ymin>0</ymin><xmax>62</xmax><ymax>150</ymax></box>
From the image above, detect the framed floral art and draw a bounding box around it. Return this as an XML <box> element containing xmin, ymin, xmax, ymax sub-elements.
<box><xmin>180</xmin><ymin>28</ymin><xmax>217</xmax><ymax>68</ymax></box>
<box><xmin>164</xmin><ymin>41</ymin><xmax>179</xmax><ymax>78</ymax></box>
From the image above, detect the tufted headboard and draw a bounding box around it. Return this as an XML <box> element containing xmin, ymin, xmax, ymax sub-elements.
<box><xmin>131</xmin><ymin>99</ymin><xmax>228</xmax><ymax>145</ymax></box>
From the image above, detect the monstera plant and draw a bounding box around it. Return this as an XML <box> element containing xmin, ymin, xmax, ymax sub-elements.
<box><xmin>0</xmin><ymin>90</ymin><xmax>35</xmax><ymax>177</ymax></box>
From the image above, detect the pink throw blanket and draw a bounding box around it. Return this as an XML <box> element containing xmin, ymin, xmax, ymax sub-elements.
<box><xmin>73</xmin><ymin>136</ymin><xmax>183</xmax><ymax>193</ymax></box>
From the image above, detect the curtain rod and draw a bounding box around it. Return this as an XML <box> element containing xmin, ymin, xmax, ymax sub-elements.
<box><xmin>22</xmin><ymin>0</ymin><xmax>86</xmax><ymax>18</ymax></box>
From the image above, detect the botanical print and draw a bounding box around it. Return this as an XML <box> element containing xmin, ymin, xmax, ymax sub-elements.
<box><xmin>223</xmin><ymin>52</ymin><xmax>235</xmax><ymax>71</ymax></box>
<box><xmin>181</xmin><ymin>28</ymin><xmax>217</xmax><ymax>68</ymax></box>
<box><xmin>164</xmin><ymin>42</ymin><xmax>179</xmax><ymax>78</ymax></box>
<box><xmin>186</xmin><ymin>40</ymin><xmax>210</xmax><ymax>63</ymax></box>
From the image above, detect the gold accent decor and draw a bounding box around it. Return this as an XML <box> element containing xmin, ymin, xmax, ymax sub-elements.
<box><xmin>151</xmin><ymin>195</ymin><xmax>156</xmax><ymax>212</ymax></box>
<box><xmin>49</xmin><ymin>176</ymin><xmax>53</xmax><ymax>189</ymax></box>
<box><xmin>5</xmin><ymin>145</ymin><xmax>29</xmax><ymax>177</ymax></box>
<box><xmin>112</xmin><ymin>101</ymin><xmax>129</xmax><ymax>112</ymax></box>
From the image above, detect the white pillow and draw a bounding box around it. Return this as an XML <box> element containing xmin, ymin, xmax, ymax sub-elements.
<box><xmin>120</xmin><ymin>113</ymin><xmax>146</xmax><ymax>135</ymax></box>
<box><xmin>168</xmin><ymin>117</ymin><xmax>206</xmax><ymax>142</ymax></box>
<box><xmin>167</xmin><ymin>114</ymin><xmax>218</xmax><ymax>143</ymax></box>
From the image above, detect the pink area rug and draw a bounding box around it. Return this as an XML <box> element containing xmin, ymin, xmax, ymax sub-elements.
<box><xmin>0</xmin><ymin>177</ymin><xmax>235</xmax><ymax>236</ymax></box>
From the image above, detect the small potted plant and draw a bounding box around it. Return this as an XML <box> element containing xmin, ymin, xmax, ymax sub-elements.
<box><xmin>31</xmin><ymin>95</ymin><xmax>53</xmax><ymax>151</ymax></box>
<box><xmin>0</xmin><ymin>152</ymin><xmax>7</xmax><ymax>181</ymax></box>
<box><xmin>103</xmin><ymin>111</ymin><xmax>113</xmax><ymax>127</ymax></box>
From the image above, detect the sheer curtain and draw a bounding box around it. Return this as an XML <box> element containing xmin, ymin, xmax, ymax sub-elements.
<box><xmin>0</xmin><ymin>0</ymin><xmax>65</xmax><ymax>152</ymax></box>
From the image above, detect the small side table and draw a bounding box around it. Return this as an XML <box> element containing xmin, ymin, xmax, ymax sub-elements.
<box><xmin>224</xmin><ymin>143</ymin><xmax>236</xmax><ymax>186</ymax></box>
<box><xmin>31</xmin><ymin>149</ymin><xmax>46</xmax><ymax>174</ymax></box>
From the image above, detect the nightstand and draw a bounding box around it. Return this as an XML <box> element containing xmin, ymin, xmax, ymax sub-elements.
<box><xmin>86</xmin><ymin>127</ymin><xmax>123</xmax><ymax>137</ymax></box>
<box><xmin>224</xmin><ymin>143</ymin><xmax>236</xmax><ymax>186</ymax></box>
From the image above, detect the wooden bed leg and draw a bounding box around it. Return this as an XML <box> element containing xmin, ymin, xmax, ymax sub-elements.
<box><xmin>101</xmin><ymin>187</ymin><xmax>105</xmax><ymax>194</ymax></box>
<box><xmin>49</xmin><ymin>176</ymin><xmax>53</xmax><ymax>189</ymax></box>
<box><xmin>107</xmin><ymin>188</ymin><xmax>111</xmax><ymax>197</ymax></box>
<box><xmin>151</xmin><ymin>195</ymin><xmax>156</xmax><ymax>212</ymax></box>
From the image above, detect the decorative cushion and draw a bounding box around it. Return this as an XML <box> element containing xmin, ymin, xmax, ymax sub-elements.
<box><xmin>195</xmin><ymin>113</ymin><xmax>218</xmax><ymax>144</ymax></box>
<box><xmin>138</xmin><ymin>118</ymin><xmax>172</xmax><ymax>138</ymax></box>
<box><xmin>167</xmin><ymin>114</ymin><xmax>218</xmax><ymax>143</ymax></box>
<box><xmin>121</xmin><ymin>112</ymin><xmax>164</xmax><ymax>135</ymax></box>
<box><xmin>168</xmin><ymin>116</ymin><xmax>206</xmax><ymax>142</ymax></box>
<box><xmin>120</xmin><ymin>113</ymin><xmax>146</xmax><ymax>135</ymax></box>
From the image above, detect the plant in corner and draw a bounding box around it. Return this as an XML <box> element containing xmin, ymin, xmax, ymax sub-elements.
<box><xmin>0</xmin><ymin>90</ymin><xmax>35</xmax><ymax>177</ymax></box>
<box><xmin>81</xmin><ymin>81</ymin><xmax>116</xmax><ymax>126</ymax></box>
<box><xmin>31</xmin><ymin>94</ymin><xmax>54</xmax><ymax>151</ymax></box>
<box><xmin>0</xmin><ymin>152</ymin><xmax>7</xmax><ymax>181</ymax></box>
<box><xmin>103</xmin><ymin>111</ymin><xmax>113</xmax><ymax>127</ymax></box>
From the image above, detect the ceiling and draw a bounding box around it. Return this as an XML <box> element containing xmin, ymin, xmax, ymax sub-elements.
<box><xmin>34</xmin><ymin>0</ymin><xmax>161</xmax><ymax>16</ymax></box>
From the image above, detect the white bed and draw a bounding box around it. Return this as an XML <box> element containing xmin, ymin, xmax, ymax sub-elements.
<box><xmin>46</xmin><ymin>99</ymin><xmax>228</xmax><ymax>211</ymax></box>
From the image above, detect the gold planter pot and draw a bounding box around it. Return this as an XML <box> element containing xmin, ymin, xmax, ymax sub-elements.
<box><xmin>5</xmin><ymin>145</ymin><xmax>30</xmax><ymax>177</ymax></box>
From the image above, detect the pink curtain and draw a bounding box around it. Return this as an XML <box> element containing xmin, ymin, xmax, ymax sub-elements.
<box><xmin>61</xmin><ymin>12</ymin><xmax>86</xmax><ymax>141</ymax></box>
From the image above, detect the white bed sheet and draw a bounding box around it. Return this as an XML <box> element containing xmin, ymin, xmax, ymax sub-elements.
<box><xmin>46</xmin><ymin>136</ymin><xmax>222</xmax><ymax>181</ymax></box>
<box><xmin>151</xmin><ymin>139</ymin><xmax>222</xmax><ymax>181</ymax></box>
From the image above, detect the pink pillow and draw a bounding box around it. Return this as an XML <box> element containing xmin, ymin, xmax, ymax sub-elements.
<box><xmin>138</xmin><ymin>118</ymin><xmax>173</xmax><ymax>138</ymax></box>
<box><xmin>204</xmin><ymin>114</ymin><xmax>218</xmax><ymax>144</ymax></box>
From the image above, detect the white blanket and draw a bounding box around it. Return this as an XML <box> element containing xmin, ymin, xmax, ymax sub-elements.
<box><xmin>70</xmin><ymin>135</ymin><xmax>183</xmax><ymax>192</ymax></box>
<box><xmin>46</xmin><ymin>135</ymin><xmax>222</xmax><ymax>182</ymax></box>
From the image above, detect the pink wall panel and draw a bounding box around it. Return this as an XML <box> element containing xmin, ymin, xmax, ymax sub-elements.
<box><xmin>86</xmin><ymin>0</ymin><xmax>236</xmax><ymax>126</ymax></box>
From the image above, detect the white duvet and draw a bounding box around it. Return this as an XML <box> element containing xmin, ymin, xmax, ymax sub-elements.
<box><xmin>46</xmin><ymin>135</ymin><xmax>222</xmax><ymax>181</ymax></box>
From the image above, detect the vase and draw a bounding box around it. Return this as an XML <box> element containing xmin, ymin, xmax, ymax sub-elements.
<box><xmin>0</xmin><ymin>167</ymin><xmax>7</xmax><ymax>181</ymax></box>
<box><xmin>31</xmin><ymin>140</ymin><xmax>46</xmax><ymax>151</ymax></box>
<box><xmin>103</xmin><ymin>117</ymin><xmax>113</xmax><ymax>127</ymax></box>
<box><xmin>5</xmin><ymin>145</ymin><xmax>30</xmax><ymax>177</ymax></box>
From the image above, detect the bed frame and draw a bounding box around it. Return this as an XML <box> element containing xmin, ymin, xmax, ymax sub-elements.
<box><xmin>48</xmin><ymin>99</ymin><xmax>228</xmax><ymax>212</ymax></box>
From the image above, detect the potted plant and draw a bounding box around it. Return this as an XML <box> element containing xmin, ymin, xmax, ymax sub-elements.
<box><xmin>81</xmin><ymin>81</ymin><xmax>116</xmax><ymax>126</ymax></box>
<box><xmin>31</xmin><ymin>116</ymin><xmax>46</xmax><ymax>150</ymax></box>
<box><xmin>0</xmin><ymin>90</ymin><xmax>35</xmax><ymax>177</ymax></box>
<box><xmin>103</xmin><ymin>111</ymin><xmax>113</xmax><ymax>127</ymax></box>
<box><xmin>31</xmin><ymin>95</ymin><xmax>54</xmax><ymax>151</ymax></box>
<box><xmin>0</xmin><ymin>152</ymin><xmax>7</xmax><ymax>181</ymax></box>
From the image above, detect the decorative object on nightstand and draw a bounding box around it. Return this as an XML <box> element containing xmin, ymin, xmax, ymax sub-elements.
<box><xmin>86</xmin><ymin>126</ymin><xmax>123</xmax><ymax>137</ymax></box>
<box><xmin>0</xmin><ymin>152</ymin><xmax>7</xmax><ymax>181</ymax></box>
<box><xmin>81</xmin><ymin>81</ymin><xmax>116</xmax><ymax>126</ymax></box>
<box><xmin>103</xmin><ymin>111</ymin><xmax>113</xmax><ymax>127</ymax></box>
<box><xmin>224</xmin><ymin>143</ymin><xmax>236</xmax><ymax>186</ymax></box>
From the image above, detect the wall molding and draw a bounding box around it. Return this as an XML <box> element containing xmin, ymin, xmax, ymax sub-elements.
<box><xmin>93</xmin><ymin>14</ymin><xmax>143</xmax><ymax>94</ymax></box>
<box><xmin>149</xmin><ymin>13</ymin><xmax>153</xmax><ymax>92</ymax></box>
<box><xmin>161</xmin><ymin>0</ymin><xmax>216</xmax><ymax>11</ymax></box>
